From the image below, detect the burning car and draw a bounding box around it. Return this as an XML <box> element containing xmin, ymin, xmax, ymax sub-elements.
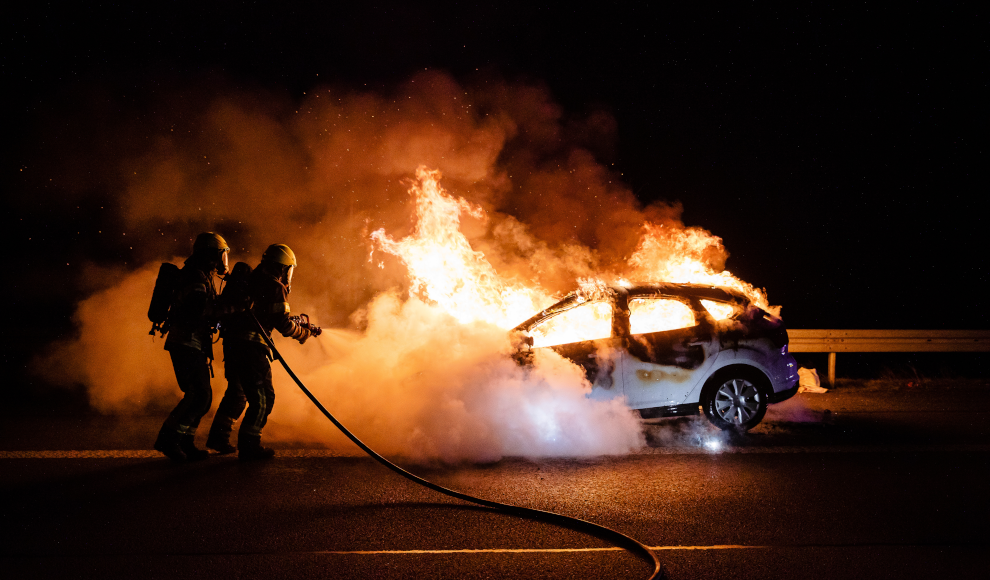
<box><xmin>513</xmin><ymin>283</ymin><xmax>799</xmax><ymax>431</ymax></box>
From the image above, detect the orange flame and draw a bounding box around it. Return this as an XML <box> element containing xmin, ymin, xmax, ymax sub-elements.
<box><xmin>701</xmin><ymin>299</ymin><xmax>737</xmax><ymax>321</ymax></box>
<box><xmin>372</xmin><ymin>168</ymin><xmax>779</xmax><ymax>342</ymax></box>
<box><xmin>531</xmin><ymin>300</ymin><xmax>613</xmax><ymax>347</ymax></box>
<box><xmin>370</xmin><ymin>167</ymin><xmax>548</xmax><ymax>328</ymax></box>
<box><xmin>628</xmin><ymin>297</ymin><xmax>696</xmax><ymax>334</ymax></box>
<box><xmin>626</xmin><ymin>223</ymin><xmax>778</xmax><ymax>315</ymax></box>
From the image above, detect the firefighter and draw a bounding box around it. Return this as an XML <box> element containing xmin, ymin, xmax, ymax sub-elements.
<box><xmin>154</xmin><ymin>232</ymin><xmax>230</xmax><ymax>462</ymax></box>
<box><xmin>206</xmin><ymin>243</ymin><xmax>311</xmax><ymax>460</ymax></box>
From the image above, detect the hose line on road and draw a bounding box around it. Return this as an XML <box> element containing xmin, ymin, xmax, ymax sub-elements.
<box><xmin>253</xmin><ymin>315</ymin><xmax>662</xmax><ymax>580</ymax></box>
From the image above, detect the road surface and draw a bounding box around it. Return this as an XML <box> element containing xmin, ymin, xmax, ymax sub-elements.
<box><xmin>2</xmin><ymin>381</ymin><xmax>988</xmax><ymax>579</ymax></box>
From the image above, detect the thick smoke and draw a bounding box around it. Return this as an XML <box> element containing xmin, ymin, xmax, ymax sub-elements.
<box><xmin>42</xmin><ymin>261</ymin><xmax>191</xmax><ymax>413</ymax></box>
<box><xmin>263</xmin><ymin>292</ymin><xmax>643</xmax><ymax>461</ymax></box>
<box><xmin>36</xmin><ymin>71</ymin><xmax>745</xmax><ymax>461</ymax></box>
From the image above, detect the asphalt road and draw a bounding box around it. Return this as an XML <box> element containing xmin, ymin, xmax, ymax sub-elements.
<box><xmin>3</xmin><ymin>382</ymin><xmax>988</xmax><ymax>580</ymax></box>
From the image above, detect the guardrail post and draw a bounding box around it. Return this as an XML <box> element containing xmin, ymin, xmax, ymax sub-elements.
<box><xmin>827</xmin><ymin>352</ymin><xmax>836</xmax><ymax>386</ymax></box>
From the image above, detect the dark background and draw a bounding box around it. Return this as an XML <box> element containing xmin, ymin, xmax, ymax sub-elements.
<box><xmin>3</xmin><ymin>2</ymin><xmax>986</xmax><ymax>387</ymax></box>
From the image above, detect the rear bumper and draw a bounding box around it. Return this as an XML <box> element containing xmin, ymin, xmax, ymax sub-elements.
<box><xmin>768</xmin><ymin>381</ymin><xmax>799</xmax><ymax>404</ymax></box>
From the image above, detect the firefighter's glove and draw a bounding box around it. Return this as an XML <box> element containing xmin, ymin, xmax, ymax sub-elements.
<box><xmin>287</xmin><ymin>323</ymin><xmax>311</xmax><ymax>344</ymax></box>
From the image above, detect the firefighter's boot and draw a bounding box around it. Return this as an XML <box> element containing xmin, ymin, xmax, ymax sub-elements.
<box><xmin>238</xmin><ymin>434</ymin><xmax>275</xmax><ymax>461</ymax></box>
<box><xmin>178</xmin><ymin>432</ymin><xmax>210</xmax><ymax>462</ymax></box>
<box><xmin>154</xmin><ymin>425</ymin><xmax>187</xmax><ymax>463</ymax></box>
<box><xmin>206</xmin><ymin>416</ymin><xmax>237</xmax><ymax>455</ymax></box>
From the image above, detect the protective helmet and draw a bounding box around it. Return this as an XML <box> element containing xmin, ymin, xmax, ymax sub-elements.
<box><xmin>261</xmin><ymin>243</ymin><xmax>297</xmax><ymax>266</ymax></box>
<box><xmin>193</xmin><ymin>232</ymin><xmax>229</xmax><ymax>253</ymax></box>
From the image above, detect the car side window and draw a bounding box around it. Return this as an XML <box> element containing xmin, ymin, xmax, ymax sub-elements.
<box><xmin>700</xmin><ymin>299</ymin><xmax>738</xmax><ymax>321</ymax></box>
<box><xmin>628</xmin><ymin>298</ymin><xmax>696</xmax><ymax>335</ymax></box>
<box><xmin>529</xmin><ymin>301</ymin><xmax>613</xmax><ymax>347</ymax></box>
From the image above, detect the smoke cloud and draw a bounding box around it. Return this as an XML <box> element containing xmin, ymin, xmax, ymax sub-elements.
<box><xmin>265</xmin><ymin>292</ymin><xmax>643</xmax><ymax>462</ymax></box>
<box><xmin>35</xmin><ymin>71</ymin><xmax>754</xmax><ymax>462</ymax></box>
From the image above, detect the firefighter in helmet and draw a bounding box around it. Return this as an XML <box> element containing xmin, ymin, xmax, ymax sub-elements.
<box><xmin>206</xmin><ymin>243</ymin><xmax>312</xmax><ymax>460</ymax></box>
<box><xmin>154</xmin><ymin>232</ymin><xmax>230</xmax><ymax>462</ymax></box>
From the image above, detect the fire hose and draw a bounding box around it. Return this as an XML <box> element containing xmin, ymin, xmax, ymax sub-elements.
<box><xmin>251</xmin><ymin>314</ymin><xmax>662</xmax><ymax>579</ymax></box>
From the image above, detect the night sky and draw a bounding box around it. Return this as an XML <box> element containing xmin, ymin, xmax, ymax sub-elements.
<box><xmin>4</xmin><ymin>3</ymin><xmax>986</xmax><ymax>385</ymax></box>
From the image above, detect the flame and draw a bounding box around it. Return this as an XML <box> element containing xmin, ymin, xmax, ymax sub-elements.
<box><xmin>370</xmin><ymin>167</ymin><xmax>547</xmax><ymax>328</ymax></box>
<box><xmin>701</xmin><ymin>299</ymin><xmax>737</xmax><ymax>321</ymax></box>
<box><xmin>531</xmin><ymin>300</ymin><xmax>613</xmax><ymax>347</ymax></box>
<box><xmin>626</xmin><ymin>223</ymin><xmax>778</xmax><ymax>315</ymax></box>
<box><xmin>372</xmin><ymin>167</ymin><xmax>779</xmax><ymax>344</ymax></box>
<box><xmin>629</xmin><ymin>298</ymin><xmax>696</xmax><ymax>334</ymax></box>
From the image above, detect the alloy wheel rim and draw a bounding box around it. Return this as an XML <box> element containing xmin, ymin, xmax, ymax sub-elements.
<box><xmin>714</xmin><ymin>378</ymin><xmax>761</xmax><ymax>424</ymax></box>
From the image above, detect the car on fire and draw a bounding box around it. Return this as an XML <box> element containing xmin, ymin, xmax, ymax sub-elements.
<box><xmin>513</xmin><ymin>284</ymin><xmax>799</xmax><ymax>431</ymax></box>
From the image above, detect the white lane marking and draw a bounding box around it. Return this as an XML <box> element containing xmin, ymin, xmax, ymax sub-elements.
<box><xmin>0</xmin><ymin>450</ymin><xmax>342</xmax><ymax>459</ymax></box>
<box><xmin>638</xmin><ymin>444</ymin><xmax>990</xmax><ymax>454</ymax></box>
<box><xmin>0</xmin><ymin>450</ymin><xmax>163</xmax><ymax>459</ymax></box>
<box><xmin>319</xmin><ymin>545</ymin><xmax>764</xmax><ymax>555</ymax></box>
<box><xmin>2</xmin><ymin>445</ymin><xmax>988</xmax><ymax>459</ymax></box>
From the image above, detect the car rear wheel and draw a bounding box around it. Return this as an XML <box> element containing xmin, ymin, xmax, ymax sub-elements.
<box><xmin>701</xmin><ymin>367</ymin><xmax>770</xmax><ymax>431</ymax></box>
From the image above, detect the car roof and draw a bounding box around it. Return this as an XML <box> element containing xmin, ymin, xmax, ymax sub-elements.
<box><xmin>624</xmin><ymin>283</ymin><xmax>747</xmax><ymax>303</ymax></box>
<box><xmin>513</xmin><ymin>283</ymin><xmax>749</xmax><ymax>331</ymax></box>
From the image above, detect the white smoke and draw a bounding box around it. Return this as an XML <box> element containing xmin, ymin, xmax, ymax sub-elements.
<box><xmin>261</xmin><ymin>291</ymin><xmax>645</xmax><ymax>462</ymax></box>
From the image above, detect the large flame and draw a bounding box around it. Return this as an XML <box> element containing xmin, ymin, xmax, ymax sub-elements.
<box><xmin>629</xmin><ymin>297</ymin><xmax>696</xmax><ymax>334</ymax></box>
<box><xmin>627</xmin><ymin>223</ymin><xmax>777</xmax><ymax>315</ymax></box>
<box><xmin>531</xmin><ymin>300</ymin><xmax>613</xmax><ymax>348</ymax></box>
<box><xmin>370</xmin><ymin>167</ymin><xmax>550</xmax><ymax>329</ymax></box>
<box><xmin>372</xmin><ymin>167</ymin><xmax>778</xmax><ymax>341</ymax></box>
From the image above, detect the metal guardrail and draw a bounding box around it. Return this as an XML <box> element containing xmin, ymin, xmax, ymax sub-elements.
<box><xmin>788</xmin><ymin>329</ymin><xmax>990</xmax><ymax>385</ymax></box>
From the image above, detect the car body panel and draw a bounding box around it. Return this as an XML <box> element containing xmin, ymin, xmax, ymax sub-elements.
<box><xmin>621</xmin><ymin>325</ymin><xmax>718</xmax><ymax>407</ymax></box>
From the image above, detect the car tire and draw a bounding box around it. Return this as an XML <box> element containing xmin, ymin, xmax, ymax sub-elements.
<box><xmin>701</xmin><ymin>366</ymin><xmax>771</xmax><ymax>432</ymax></box>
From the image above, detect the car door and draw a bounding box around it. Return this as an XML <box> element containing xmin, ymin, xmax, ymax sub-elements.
<box><xmin>620</xmin><ymin>296</ymin><xmax>719</xmax><ymax>408</ymax></box>
<box><xmin>527</xmin><ymin>299</ymin><xmax>624</xmax><ymax>401</ymax></box>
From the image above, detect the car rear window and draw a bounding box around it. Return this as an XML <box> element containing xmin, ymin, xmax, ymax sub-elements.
<box><xmin>629</xmin><ymin>298</ymin><xmax>695</xmax><ymax>334</ymax></box>
<box><xmin>529</xmin><ymin>301</ymin><xmax>613</xmax><ymax>347</ymax></box>
<box><xmin>701</xmin><ymin>299</ymin><xmax>738</xmax><ymax>321</ymax></box>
